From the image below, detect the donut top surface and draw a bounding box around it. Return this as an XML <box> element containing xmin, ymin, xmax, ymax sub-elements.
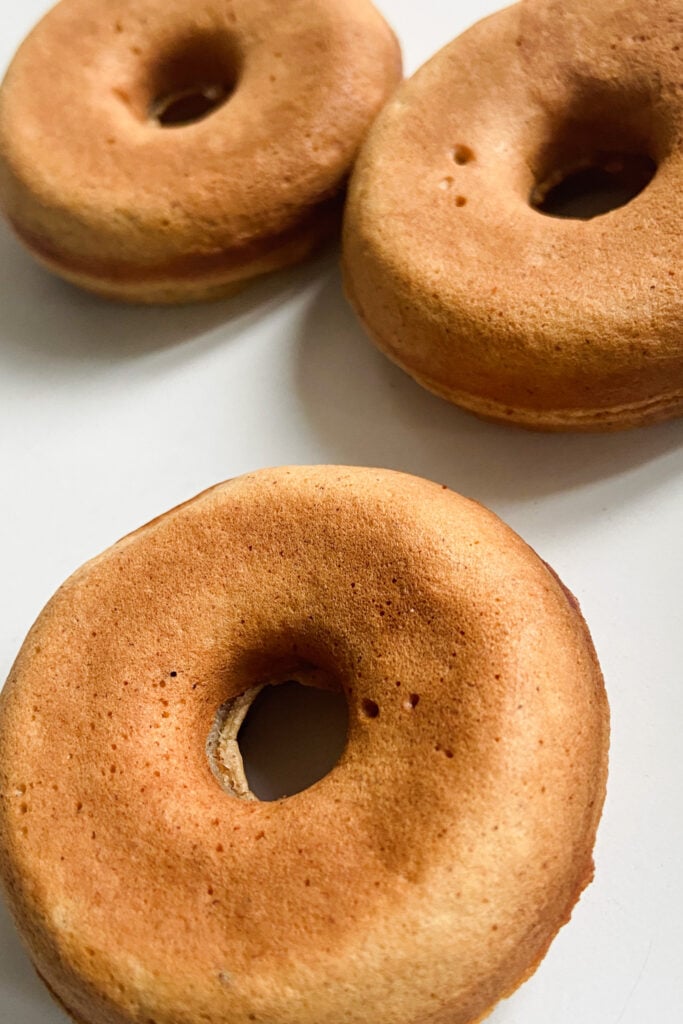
<box><xmin>343</xmin><ymin>0</ymin><xmax>683</xmax><ymax>427</ymax></box>
<box><xmin>0</xmin><ymin>0</ymin><xmax>401</xmax><ymax>277</ymax></box>
<box><xmin>0</xmin><ymin>467</ymin><xmax>608</xmax><ymax>1024</ymax></box>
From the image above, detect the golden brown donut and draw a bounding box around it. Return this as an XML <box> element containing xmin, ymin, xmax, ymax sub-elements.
<box><xmin>0</xmin><ymin>466</ymin><xmax>608</xmax><ymax>1024</ymax></box>
<box><xmin>0</xmin><ymin>0</ymin><xmax>401</xmax><ymax>303</ymax></box>
<box><xmin>343</xmin><ymin>0</ymin><xmax>683</xmax><ymax>430</ymax></box>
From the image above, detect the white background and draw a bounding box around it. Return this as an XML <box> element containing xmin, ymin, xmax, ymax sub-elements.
<box><xmin>0</xmin><ymin>1</ymin><xmax>682</xmax><ymax>1022</ymax></box>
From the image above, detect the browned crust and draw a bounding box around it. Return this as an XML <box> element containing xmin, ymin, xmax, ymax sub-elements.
<box><xmin>0</xmin><ymin>0</ymin><xmax>402</xmax><ymax>303</ymax></box>
<box><xmin>342</xmin><ymin>0</ymin><xmax>683</xmax><ymax>431</ymax></box>
<box><xmin>0</xmin><ymin>467</ymin><xmax>609</xmax><ymax>1024</ymax></box>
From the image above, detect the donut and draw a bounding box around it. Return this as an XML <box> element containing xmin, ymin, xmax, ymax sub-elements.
<box><xmin>343</xmin><ymin>0</ymin><xmax>683</xmax><ymax>430</ymax></box>
<box><xmin>0</xmin><ymin>0</ymin><xmax>401</xmax><ymax>303</ymax></box>
<box><xmin>0</xmin><ymin>466</ymin><xmax>608</xmax><ymax>1024</ymax></box>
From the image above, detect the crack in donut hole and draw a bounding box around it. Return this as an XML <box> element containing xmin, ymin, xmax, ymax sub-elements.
<box><xmin>207</xmin><ymin>675</ymin><xmax>348</xmax><ymax>802</ymax></box>
<box><xmin>142</xmin><ymin>30</ymin><xmax>241</xmax><ymax>128</ymax></box>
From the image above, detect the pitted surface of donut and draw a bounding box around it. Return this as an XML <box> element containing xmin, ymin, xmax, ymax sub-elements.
<box><xmin>343</xmin><ymin>0</ymin><xmax>683</xmax><ymax>430</ymax></box>
<box><xmin>0</xmin><ymin>0</ymin><xmax>401</xmax><ymax>302</ymax></box>
<box><xmin>0</xmin><ymin>466</ymin><xmax>608</xmax><ymax>1024</ymax></box>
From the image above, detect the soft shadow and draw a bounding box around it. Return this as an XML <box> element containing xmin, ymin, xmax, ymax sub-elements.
<box><xmin>0</xmin><ymin>219</ymin><xmax>323</xmax><ymax>376</ymax></box>
<box><xmin>296</xmin><ymin>264</ymin><xmax>683</xmax><ymax>508</ymax></box>
<box><xmin>0</xmin><ymin>896</ymin><xmax>65</xmax><ymax>1022</ymax></box>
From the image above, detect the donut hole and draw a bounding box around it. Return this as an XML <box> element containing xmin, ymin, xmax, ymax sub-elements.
<box><xmin>209</xmin><ymin>678</ymin><xmax>348</xmax><ymax>802</ymax></box>
<box><xmin>145</xmin><ymin>30</ymin><xmax>241</xmax><ymax>128</ymax></box>
<box><xmin>528</xmin><ymin>99</ymin><xmax>662</xmax><ymax>220</ymax></box>
<box><xmin>529</xmin><ymin>106</ymin><xmax>659</xmax><ymax>220</ymax></box>
<box><xmin>239</xmin><ymin>682</ymin><xmax>348</xmax><ymax>800</ymax></box>
<box><xmin>153</xmin><ymin>85</ymin><xmax>232</xmax><ymax>127</ymax></box>
<box><xmin>532</xmin><ymin>152</ymin><xmax>657</xmax><ymax>219</ymax></box>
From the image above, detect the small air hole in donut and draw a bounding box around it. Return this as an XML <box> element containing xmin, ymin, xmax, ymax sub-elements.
<box><xmin>531</xmin><ymin>152</ymin><xmax>657</xmax><ymax>220</ymax></box>
<box><xmin>361</xmin><ymin>698</ymin><xmax>380</xmax><ymax>719</ymax></box>
<box><xmin>453</xmin><ymin>144</ymin><xmax>475</xmax><ymax>165</ymax></box>
<box><xmin>237</xmin><ymin>681</ymin><xmax>348</xmax><ymax>801</ymax></box>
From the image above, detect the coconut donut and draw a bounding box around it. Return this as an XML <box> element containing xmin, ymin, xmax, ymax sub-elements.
<box><xmin>343</xmin><ymin>0</ymin><xmax>683</xmax><ymax>430</ymax></box>
<box><xmin>0</xmin><ymin>466</ymin><xmax>608</xmax><ymax>1024</ymax></box>
<box><xmin>0</xmin><ymin>0</ymin><xmax>401</xmax><ymax>303</ymax></box>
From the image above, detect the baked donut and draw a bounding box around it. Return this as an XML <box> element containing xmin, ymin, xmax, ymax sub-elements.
<box><xmin>0</xmin><ymin>466</ymin><xmax>608</xmax><ymax>1024</ymax></box>
<box><xmin>343</xmin><ymin>0</ymin><xmax>683</xmax><ymax>430</ymax></box>
<box><xmin>0</xmin><ymin>0</ymin><xmax>401</xmax><ymax>303</ymax></box>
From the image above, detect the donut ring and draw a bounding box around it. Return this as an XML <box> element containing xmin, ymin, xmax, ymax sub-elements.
<box><xmin>343</xmin><ymin>0</ymin><xmax>683</xmax><ymax>430</ymax></box>
<box><xmin>0</xmin><ymin>0</ymin><xmax>401</xmax><ymax>303</ymax></box>
<box><xmin>0</xmin><ymin>467</ymin><xmax>608</xmax><ymax>1024</ymax></box>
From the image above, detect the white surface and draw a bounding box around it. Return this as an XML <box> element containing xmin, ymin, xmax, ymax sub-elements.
<box><xmin>0</xmin><ymin>1</ymin><xmax>682</xmax><ymax>1022</ymax></box>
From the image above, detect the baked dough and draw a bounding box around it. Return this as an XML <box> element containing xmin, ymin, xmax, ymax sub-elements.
<box><xmin>0</xmin><ymin>0</ymin><xmax>401</xmax><ymax>302</ymax></box>
<box><xmin>343</xmin><ymin>0</ymin><xmax>683</xmax><ymax>430</ymax></box>
<box><xmin>0</xmin><ymin>466</ymin><xmax>610</xmax><ymax>1024</ymax></box>
<box><xmin>0</xmin><ymin>466</ymin><xmax>608</xmax><ymax>1024</ymax></box>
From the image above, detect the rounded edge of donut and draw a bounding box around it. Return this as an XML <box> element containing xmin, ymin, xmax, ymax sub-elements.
<box><xmin>7</xmin><ymin>194</ymin><xmax>343</xmax><ymax>304</ymax></box>
<box><xmin>417</xmin><ymin>378</ymin><xmax>683</xmax><ymax>432</ymax></box>
<box><xmin>343</xmin><ymin>266</ymin><xmax>683</xmax><ymax>432</ymax></box>
<box><xmin>391</xmin><ymin>352</ymin><xmax>683</xmax><ymax>432</ymax></box>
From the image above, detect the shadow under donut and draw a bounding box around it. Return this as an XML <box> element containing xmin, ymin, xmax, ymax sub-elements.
<box><xmin>0</xmin><ymin>219</ymin><xmax>327</xmax><ymax>376</ymax></box>
<box><xmin>0</xmin><ymin>897</ymin><xmax>66</xmax><ymax>1023</ymax></box>
<box><xmin>295</xmin><ymin>261</ymin><xmax>683</xmax><ymax>512</ymax></box>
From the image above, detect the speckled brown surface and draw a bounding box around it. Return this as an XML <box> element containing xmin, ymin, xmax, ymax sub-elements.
<box><xmin>0</xmin><ymin>0</ymin><xmax>401</xmax><ymax>303</ymax></box>
<box><xmin>0</xmin><ymin>466</ymin><xmax>608</xmax><ymax>1024</ymax></box>
<box><xmin>343</xmin><ymin>0</ymin><xmax>683</xmax><ymax>430</ymax></box>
